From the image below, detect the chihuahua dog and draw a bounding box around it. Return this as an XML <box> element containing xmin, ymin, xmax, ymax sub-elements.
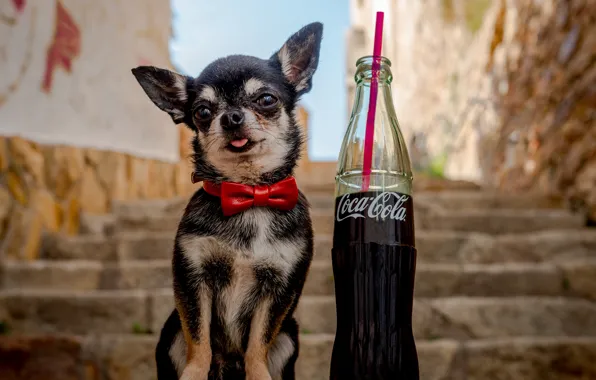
<box><xmin>131</xmin><ymin>22</ymin><xmax>323</xmax><ymax>380</ymax></box>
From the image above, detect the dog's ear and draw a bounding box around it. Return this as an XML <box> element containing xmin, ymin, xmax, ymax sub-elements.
<box><xmin>131</xmin><ymin>66</ymin><xmax>190</xmax><ymax>124</ymax></box>
<box><xmin>271</xmin><ymin>22</ymin><xmax>323</xmax><ymax>95</ymax></box>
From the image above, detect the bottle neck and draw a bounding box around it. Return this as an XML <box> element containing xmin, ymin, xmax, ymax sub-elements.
<box><xmin>335</xmin><ymin>55</ymin><xmax>412</xmax><ymax>196</ymax></box>
<box><xmin>350</xmin><ymin>80</ymin><xmax>396</xmax><ymax>122</ymax></box>
<box><xmin>350</xmin><ymin>56</ymin><xmax>396</xmax><ymax>122</ymax></box>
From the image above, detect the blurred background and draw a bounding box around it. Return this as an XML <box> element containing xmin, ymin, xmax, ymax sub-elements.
<box><xmin>0</xmin><ymin>0</ymin><xmax>595</xmax><ymax>379</ymax></box>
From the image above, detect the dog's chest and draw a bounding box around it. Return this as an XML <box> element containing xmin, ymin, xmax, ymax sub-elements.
<box><xmin>241</xmin><ymin>209</ymin><xmax>301</xmax><ymax>268</ymax></box>
<box><xmin>220</xmin><ymin>209</ymin><xmax>303</xmax><ymax>346</ymax></box>
<box><xmin>179</xmin><ymin>208</ymin><xmax>305</xmax><ymax>349</ymax></box>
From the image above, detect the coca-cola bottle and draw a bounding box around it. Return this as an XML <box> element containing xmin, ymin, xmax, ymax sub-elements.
<box><xmin>330</xmin><ymin>55</ymin><xmax>419</xmax><ymax>379</ymax></box>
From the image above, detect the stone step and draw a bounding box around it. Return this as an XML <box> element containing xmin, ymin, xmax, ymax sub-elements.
<box><xmin>303</xmin><ymin>193</ymin><xmax>335</xmax><ymax>210</ymax></box>
<box><xmin>107</xmin><ymin>188</ymin><xmax>559</xmax><ymax>219</ymax></box>
<box><xmin>6</xmin><ymin>290</ymin><xmax>596</xmax><ymax>341</ymax></box>
<box><xmin>304</xmin><ymin>229</ymin><xmax>596</xmax><ymax>266</ymax></box>
<box><xmin>41</xmin><ymin>232</ymin><xmax>333</xmax><ymax>262</ymax></box>
<box><xmin>303</xmin><ymin>261</ymin><xmax>334</xmax><ymax>295</ymax></box>
<box><xmin>115</xmin><ymin>206</ymin><xmax>584</xmax><ymax>237</ymax></box>
<box><xmin>326</xmin><ymin>229</ymin><xmax>596</xmax><ymax>265</ymax></box>
<box><xmin>106</xmin><ymin>190</ymin><xmax>564</xmax><ymax>214</ymax></box>
<box><xmin>112</xmin><ymin>203</ymin><xmax>442</xmax><ymax>234</ymax></box>
<box><xmin>413</xmin><ymin>261</ymin><xmax>596</xmax><ymax>299</ymax></box>
<box><xmin>115</xmin><ymin>214</ymin><xmax>181</xmax><ymax>234</ymax></box>
<box><xmin>81</xmin><ymin>197</ymin><xmax>187</xmax><ymax>236</ymax></box>
<box><xmin>305</xmin><ymin>260</ymin><xmax>596</xmax><ymax>298</ymax></box>
<box><xmin>418</xmin><ymin>209</ymin><xmax>584</xmax><ymax>234</ymax></box>
<box><xmin>109</xmin><ymin>205</ymin><xmax>424</xmax><ymax>235</ymax></box>
<box><xmin>41</xmin><ymin>231</ymin><xmax>175</xmax><ymax>261</ymax></box>
<box><xmin>297</xmin><ymin>335</ymin><xmax>596</xmax><ymax>380</ymax></box>
<box><xmin>453</xmin><ymin>230</ymin><xmax>596</xmax><ymax>264</ymax></box>
<box><xmin>299</xmin><ymin>335</ymin><xmax>596</xmax><ymax>380</ymax></box>
<box><xmin>112</xmin><ymin>197</ymin><xmax>188</xmax><ymax>220</ymax></box>
<box><xmin>2</xmin><ymin>334</ymin><xmax>595</xmax><ymax>380</ymax></box>
<box><xmin>300</xmin><ymin>180</ymin><xmax>336</xmax><ymax>194</ymax></box>
<box><xmin>295</xmin><ymin>296</ymin><xmax>596</xmax><ymax>340</ymax></box>
<box><xmin>416</xmin><ymin>191</ymin><xmax>564</xmax><ymax>210</ymax></box>
<box><xmin>41</xmin><ymin>229</ymin><xmax>596</xmax><ymax>265</ymax></box>
<box><xmin>111</xmin><ymin>191</ymin><xmax>339</xmax><ymax>218</ymax></box>
<box><xmin>101</xmin><ymin>200</ymin><xmax>583</xmax><ymax>236</ymax></box>
<box><xmin>312</xmin><ymin>208</ymin><xmax>584</xmax><ymax>235</ymax></box>
<box><xmin>0</xmin><ymin>289</ymin><xmax>153</xmax><ymax>335</ymax></box>
<box><xmin>7</xmin><ymin>259</ymin><xmax>595</xmax><ymax>301</ymax></box>
<box><xmin>0</xmin><ymin>259</ymin><xmax>332</xmax><ymax>295</ymax></box>
<box><xmin>305</xmin><ymin>259</ymin><xmax>596</xmax><ymax>299</ymax></box>
<box><xmin>0</xmin><ymin>260</ymin><xmax>173</xmax><ymax>292</ymax></box>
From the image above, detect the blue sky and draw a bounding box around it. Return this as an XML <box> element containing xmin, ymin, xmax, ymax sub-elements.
<box><xmin>170</xmin><ymin>0</ymin><xmax>350</xmax><ymax>161</ymax></box>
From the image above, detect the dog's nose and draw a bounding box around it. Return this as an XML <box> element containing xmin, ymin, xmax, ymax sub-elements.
<box><xmin>221</xmin><ymin>110</ymin><xmax>244</xmax><ymax>130</ymax></box>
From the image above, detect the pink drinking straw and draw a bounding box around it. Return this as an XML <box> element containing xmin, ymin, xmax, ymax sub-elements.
<box><xmin>362</xmin><ymin>12</ymin><xmax>384</xmax><ymax>192</ymax></box>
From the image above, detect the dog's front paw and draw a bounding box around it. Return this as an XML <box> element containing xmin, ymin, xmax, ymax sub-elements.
<box><xmin>180</xmin><ymin>363</ymin><xmax>209</xmax><ymax>380</ymax></box>
<box><xmin>246</xmin><ymin>362</ymin><xmax>272</xmax><ymax>380</ymax></box>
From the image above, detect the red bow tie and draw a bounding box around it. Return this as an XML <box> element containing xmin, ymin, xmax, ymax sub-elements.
<box><xmin>202</xmin><ymin>177</ymin><xmax>299</xmax><ymax>216</ymax></box>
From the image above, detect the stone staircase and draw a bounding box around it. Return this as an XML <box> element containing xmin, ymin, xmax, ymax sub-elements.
<box><xmin>2</xmin><ymin>187</ymin><xmax>596</xmax><ymax>379</ymax></box>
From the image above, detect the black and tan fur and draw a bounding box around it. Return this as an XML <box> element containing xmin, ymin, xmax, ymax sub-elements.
<box><xmin>131</xmin><ymin>22</ymin><xmax>323</xmax><ymax>380</ymax></box>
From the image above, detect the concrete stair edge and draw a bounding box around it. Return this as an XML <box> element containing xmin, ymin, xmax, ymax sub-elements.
<box><xmin>2</xmin><ymin>333</ymin><xmax>596</xmax><ymax>380</ymax></box>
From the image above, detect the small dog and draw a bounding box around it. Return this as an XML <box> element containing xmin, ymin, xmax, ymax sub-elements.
<box><xmin>132</xmin><ymin>22</ymin><xmax>323</xmax><ymax>380</ymax></box>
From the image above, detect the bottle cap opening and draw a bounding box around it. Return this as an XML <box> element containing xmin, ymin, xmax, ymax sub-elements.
<box><xmin>356</xmin><ymin>55</ymin><xmax>392</xmax><ymax>68</ymax></box>
<box><xmin>354</xmin><ymin>56</ymin><xmax>393</xmax><ymax>84</ymax></box>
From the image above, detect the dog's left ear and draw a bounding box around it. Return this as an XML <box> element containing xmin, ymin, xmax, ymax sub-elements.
<box><xmin>131</xmin><ymin>66</ymin><xmax>190</xmax><ymax>124</ymax></box>
<box><xmin>272</xmin><ymin>22</ymin><xmax>323</xmax><ymax>95</ymax></box>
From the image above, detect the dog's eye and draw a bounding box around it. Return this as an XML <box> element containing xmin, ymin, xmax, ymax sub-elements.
<box><xmin>195</xmin><ymin>106</ymin><xmax>212</xmax><ymax>121</ymax></box>
<box><xmin>255</xmin><ymin>94</ymin><xmax>278</xmax><ymax>108</ymax></box>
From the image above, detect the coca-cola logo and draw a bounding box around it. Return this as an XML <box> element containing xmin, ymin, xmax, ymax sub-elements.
<box><xmin>336</xmin><ymin>192</ymin><xmax>410</xmax><ymax>222</ymax></box>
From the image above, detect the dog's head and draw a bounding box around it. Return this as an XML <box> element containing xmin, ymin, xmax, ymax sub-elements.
<box><xmin>132</xmin><ymin>22</ymin><xmax>323</xmax><ymax>185</ymax></box>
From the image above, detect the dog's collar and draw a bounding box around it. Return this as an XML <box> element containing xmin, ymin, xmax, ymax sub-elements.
<box><xmin>198</xmin><ymin>176</ymin><xmax>299</xmax><ymax>216</ymax></box>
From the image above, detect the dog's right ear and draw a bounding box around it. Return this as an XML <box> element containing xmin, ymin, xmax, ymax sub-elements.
<box><xmin>271</xmin><ymin>22</ymin><xmax>323</xmax><ymax>96</ymax></box>
<box><xmin>131</xmin><ymin>66</ymin><xmax>190</xmax><ymax>124</ymax></box>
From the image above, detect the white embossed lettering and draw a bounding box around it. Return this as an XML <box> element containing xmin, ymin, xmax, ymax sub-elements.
<box><xmin>336</xmin><ymin>192</ymin><xmax>410</xmax><ymax>222</ymax></box>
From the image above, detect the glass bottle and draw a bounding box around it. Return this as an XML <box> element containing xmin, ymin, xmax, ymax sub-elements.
<box><xmin>330</xmin><ymin>56</ymin><xmax>419</xmax><ymax>379</ymax></box>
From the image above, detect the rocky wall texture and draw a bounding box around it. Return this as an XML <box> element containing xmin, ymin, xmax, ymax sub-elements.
<box><xmin>0</xmin><ymin>126</ymin><xmax>197</xmax><ymax>261</ymax></box>
<box><xmin>490</xmin><ymin>0</ymin><xmax>596</xmax><ymax>221</ymax></box>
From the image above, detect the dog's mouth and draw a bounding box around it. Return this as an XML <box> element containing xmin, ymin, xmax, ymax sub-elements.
<box><xmin>225</xmin><ymin>137</ymin><xmax>264</xmax><ymax>153</ymax></box>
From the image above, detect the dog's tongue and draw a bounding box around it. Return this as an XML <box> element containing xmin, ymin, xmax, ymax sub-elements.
<box><xmin>231</xmin><ymin>138</ymin><xmax>248</xmax><ymax>148</ymax></box>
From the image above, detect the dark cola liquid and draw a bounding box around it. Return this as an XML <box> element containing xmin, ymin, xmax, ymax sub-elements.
<box><xmin>330</xmin><ymin>191</ymin><xmax>419</xmax><ymax>379</ymax></box>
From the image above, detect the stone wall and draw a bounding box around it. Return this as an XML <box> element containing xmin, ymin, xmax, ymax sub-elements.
<box><xmin>0</xmin><ymin>0</ymin><xmax>180</xmax><ymax>161</ymax></box>
<box><xmin>0</xmin><ymin>127</ymin><xmax>197</xmax><ymax>261</ymax></box>
<box><xmin>490</xmin><ymin>0</ymin><xmax>596</xmax><ymax>221</ymax></box>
